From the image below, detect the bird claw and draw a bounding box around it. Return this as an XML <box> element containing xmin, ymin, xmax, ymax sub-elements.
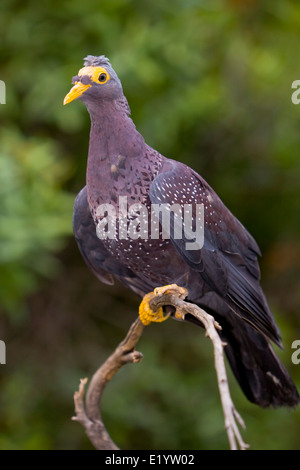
<box><xmin>153</xmin><ymin>284</ymin><xmax>188</xmax><ymax>299</ymax></box>
<box><xmin>139</xmin><ymin>284</ymin><xmax>188</xmax><ymax>325</ymax></box>
<box><xmin>139</xmin><ymin>292</ymin><xmax>169</xmax><ymax>325</ymax></box>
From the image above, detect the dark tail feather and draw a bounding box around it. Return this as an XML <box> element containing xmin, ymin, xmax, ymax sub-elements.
<box><xmin>185</xmin><ymin>303</ymin><xmax>300</xmax><ymax>408</ymax></box>
<box><xmin>220</xmin><ymin>319</ymin><xmax>300</xmax><ymax>407</ymax></box>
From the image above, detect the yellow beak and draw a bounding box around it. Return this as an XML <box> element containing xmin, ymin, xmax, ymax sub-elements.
<box><xmin>63</xmin><ymin>81</ymin><xmax>91</xmax><ymax>105</ymax></box>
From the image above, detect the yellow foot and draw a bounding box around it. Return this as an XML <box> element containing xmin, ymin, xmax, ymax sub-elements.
<box><xmin>139</xmin><ymin>284</ymin><xmax>188</xmax><ymax>326</ymax></box>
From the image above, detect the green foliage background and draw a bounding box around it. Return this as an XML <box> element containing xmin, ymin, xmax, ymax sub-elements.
<box><xmin>0</xmin><ymin>0</ymin><xmax>299</xmax><ymax>450</ymax></box>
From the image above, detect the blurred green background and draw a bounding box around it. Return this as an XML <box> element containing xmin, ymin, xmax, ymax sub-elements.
<box><xmin>0</xmin><ymin>0</ymin><xmax>300</xmax><ymax>450</ymax></box>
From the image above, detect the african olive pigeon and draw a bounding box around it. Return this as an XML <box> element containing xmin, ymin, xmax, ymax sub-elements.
<box><xmin>64</xmin><ymin>55</ymin><xmax>299</xmax><ymax>408</ymax></box>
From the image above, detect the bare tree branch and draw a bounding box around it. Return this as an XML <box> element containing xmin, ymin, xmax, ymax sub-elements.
<box><xmin>149</xmin><ymin>288</ymin><xmax>249</xmax><ymax>450</ymax></box>
<box><xmin>72</xmin><ymin>317</ymin><xmax>145</xmax><ymax>450</ymax></box>
<box><xmin>73</xmin><ymin>286</ymin><xmax>249</xmax><ymax>450</ymax></box>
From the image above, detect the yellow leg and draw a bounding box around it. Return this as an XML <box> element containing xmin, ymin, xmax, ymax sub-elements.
<box><xmin>139</xmin><ymin>284</ymin><xmax>188</xmax><ymax>326</ymax></box>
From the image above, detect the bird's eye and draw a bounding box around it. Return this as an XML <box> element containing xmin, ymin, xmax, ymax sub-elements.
<box><xmin>98</xmin><ymin>73</ymin><xmax>107</xmax><ymax>83</ymax></box>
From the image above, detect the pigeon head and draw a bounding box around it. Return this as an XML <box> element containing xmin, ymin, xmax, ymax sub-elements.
<box><xmin>63</xmin><ymin>55</ymin><xmax>123</xmax><ymax>105</ymax></box>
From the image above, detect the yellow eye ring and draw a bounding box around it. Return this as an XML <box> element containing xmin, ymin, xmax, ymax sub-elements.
<box><xmin>98</xmin><ymin>72</ymin><xmax>108</xmax><ymax>83</ymax></box>
<box><xmin>78</xmin><ymin>66</ymin><xmax>110</xmax><ymax>85</ymax></box>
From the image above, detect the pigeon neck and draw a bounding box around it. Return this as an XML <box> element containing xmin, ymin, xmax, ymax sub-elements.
<box><xmin>86</xmin><ymin>98</ymin><xmax>147</xmax><ymax>215</ymax></box>
<box><xmin>87</xmin><ymin>98</ymin><xmax>145</xmax><ymax>163</ymax></box>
